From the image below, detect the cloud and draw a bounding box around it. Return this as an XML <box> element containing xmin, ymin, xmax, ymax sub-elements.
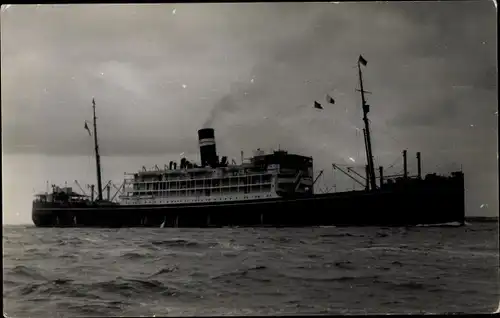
<box><xmin>2</xmin><ymin>3</ymin><xmax>495</xmax><ymax>157</ymax></box>
<box><xmin>1</xmin><ymin>3</ymin><xmax>497</xmax><ymax>217</ymax></box>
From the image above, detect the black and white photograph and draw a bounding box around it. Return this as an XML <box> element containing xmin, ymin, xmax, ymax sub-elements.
<box><xmin>2</xmin><ymin>2</ymin><xmax>498</xmax><ymax>316</ymax></box>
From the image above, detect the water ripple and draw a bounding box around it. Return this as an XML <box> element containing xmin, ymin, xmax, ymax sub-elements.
<box><xmin>3</xmin><ymin>222</ymin><xmax>498</xmax><ymax>316</ymax></box>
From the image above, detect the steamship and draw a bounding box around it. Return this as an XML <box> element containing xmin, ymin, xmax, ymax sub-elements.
<box><xmin>32</xmin><ymin>57</ymin><xmax>465</xmax><ymax>228</ymax></box>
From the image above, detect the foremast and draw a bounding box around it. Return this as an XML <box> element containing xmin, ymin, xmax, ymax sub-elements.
<box><xmin>92</xmin><ymin>98</ymin><xmax>103</xmax><ymax>201</ymax></box>
<box><xmin>357</xmin><ymin>55</ymin><xmax>377</xmax><ymax>191</ymax></box>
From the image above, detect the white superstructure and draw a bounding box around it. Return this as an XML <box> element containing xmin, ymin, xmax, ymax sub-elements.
<box><xmin>119</xmin><ymin>128</ymin><xmax>314</xmax><ymax>206</ymax></box>
<box><xmin>120</xmin><ymin>164</ymin><xmax>282</xmax><ymax>205</ymax></box>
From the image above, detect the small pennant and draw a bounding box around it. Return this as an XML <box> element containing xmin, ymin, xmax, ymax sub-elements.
<box><xmin>326</xmin><ymin>94</ymin><xmax>335</xmax><ymax>104</ymax></box>
<box><xmin>84</xmin><ymin>121</ymin><xmax>92</xmax><ymax>136</ymax></box>
<box><xmin>314</xmin><ymin>101</ymin><xmax>323</xmax><ymax>110</ymax></box>
<box><xmin>358</xmin><ymin>55</ymin><xmax>367</xmax><ymax>66</ymax></box>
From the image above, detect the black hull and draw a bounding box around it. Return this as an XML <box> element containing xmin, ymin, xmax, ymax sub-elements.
<box><xmin>32</xmin><ymin>178</ymin><xmax>465</xmax><ymax>228</ymax></box>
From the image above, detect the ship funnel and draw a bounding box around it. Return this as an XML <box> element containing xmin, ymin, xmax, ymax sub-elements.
<box><xmin>198</xmin><ymin>128</ymin><xmax>218</xmax><ymax>167</ymax></box>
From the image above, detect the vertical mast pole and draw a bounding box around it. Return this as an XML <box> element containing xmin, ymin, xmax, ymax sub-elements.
<box><xmin>92</xmin><ymin>98</ymin><xmax>103</xmax><ymax>201</ymax></box>
<box><xmin>357</xmin><ymin>57</ymin><xmax>377</xmax><ymax>191</ymax></box>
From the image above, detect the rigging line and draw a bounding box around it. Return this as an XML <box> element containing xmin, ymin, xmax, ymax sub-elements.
<box><xmin>88</xmin><ymin>133</ymin><xmax>93</xmax><ymax>186</ymax></box>
<box><xmin>396</xmin><ymin>168</ymin><xmax>408</xmax><ymax>176</ymax></box>
<box><xmin>368</xmin><ymin>118</ymin><xmax>404</xmax><ymax>146</ymax></box>
<box><xmin>355</xmin><ymin>123</ymin><xmax>362</xmax><ymax>163</ymax></box>
<box><xmin>332</xmin><ymin>163</ymin><xmax>357</xmax><ymax>167</ymax></box>
<box><xmin>373</xmin><ymin>157</ymin><xmax>378</xmax><ymax>172</ymax></box>
<box><xmin>359</xmin><ymin>118</ymin><xmax>400</xmax><ymax>173</ymax></box>
<box><xmin>386</xmin><ymin>156</ymin><xmax>402</xmax><ymax>170</ymax></box>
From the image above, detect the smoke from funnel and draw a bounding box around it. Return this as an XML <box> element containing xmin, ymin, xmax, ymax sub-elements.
<box><xmin>203</xmin><ymin>94</ymin><xmax>240</xmax><ymax>128</ymax></box>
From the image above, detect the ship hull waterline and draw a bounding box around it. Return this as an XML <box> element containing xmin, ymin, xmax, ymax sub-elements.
<box><xmin>32</xmin><ymin>186</ymin><xmax>465</xmax><ymax>228</ymax></box>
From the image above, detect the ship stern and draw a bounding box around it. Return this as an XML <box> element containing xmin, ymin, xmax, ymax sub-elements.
<box><xmin>31</xmin><ymin>201</ymin><xmax>56</xmax><ymax>227</ymax></box>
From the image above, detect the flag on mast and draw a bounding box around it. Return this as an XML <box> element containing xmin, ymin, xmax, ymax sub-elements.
<box><xmin>358</xmin><ymin>55</ymin><xmax>367</xmax><ymax>66</ymax></box>
<box><xmin>326</xmin><ymin>94</ymin><xmax>335</xmax><ymax>104</ymax></box>
<box><xmin>313</xmin><ymin>101</ymin><xmax>323</xmax><ymax>110</ymax></box>
<box><xmin>84</xmin><ymin>121</ymin><xmax>92</xmax><ymax>136</ymax></box>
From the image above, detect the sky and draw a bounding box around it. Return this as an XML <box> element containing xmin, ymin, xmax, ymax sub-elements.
<box><xmin>1</xmin><ymin>2</ymin><xmax>498</xmax><ymax>224</ymax></box>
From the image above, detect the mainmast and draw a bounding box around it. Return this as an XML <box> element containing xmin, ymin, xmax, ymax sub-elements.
<box><xmin>357</xmin><ymin>55</ymin><xmax>377</xmax><ymax>191</ymax></box>
<box><xmin>92</xmin><ymin>98</ymin><xmax>103</xmax><ymax>201</ymax></box>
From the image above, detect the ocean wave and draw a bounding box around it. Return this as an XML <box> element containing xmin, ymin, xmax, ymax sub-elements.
<box><xmin>270</xmin><ymin>236</ymin><xmax>295</xmax><ymax>244</ymax></box>
<box><xmin>8</xmin><ymin>265</ymin><xmax>48</xmax><ymax>281</ymax></box>
<box><xmin>57</xmin><ymin>237</ymin><xmax>87</xmax><ymax>246</ymax></box>
<box><xmin>58</xmin><ymin>253</ymin><xmax>78</xmax><ymax>260</ymax></box>
<box><xmin>3</xmin><ymin>224</ymin><xmax>498</xmax><ymax>316</ymax></box>
<box><xmin>120</xmin><ymin>251</ymin><xmax>154</xmax><ymax>260</ymax></box>
<box><xmin>210</xmin><ymin>240</ymin><xmax>247</xmax><ymax>251</ymax></box>
<box><xmin>65</xmin><ymin>300</ymin><xmax>124</xmax><ymax>316</ymax></box>
<box><xmin>380</xmin><ymin>280</ymin><xmax>429</xmax><ymax>291</ymax></box>
<box><xmin>376</xmin><ymin>231</ymin><xmax>390</xmax><ymax>238</ymax></box>
<box><xmin>93</xmin><ymin>277</ymin><xmax>180</xmax><ymax>297</ymax></box>
<box><xmin>149</xmin><ymin>265</ymin><xmax>179</xmax><ymax>277</ymax></box>
<box><xmin>81</xmin><ymin>237</ymin><xmax>104</xmax><ymax>244</ymax></box>
<box><xmin>211</xmin><ymin>265</ymin><xmax>270</xmax><ymax>282</ymax></box>
<box><xmin>440</xmin><ymin>249</ymin><xmax>499</xmax><ymax>258</ymax></box>
<box><xmin>318</xmin><ymin>232</ymin><xmax>359</xmax><ymax>238</ymax></box>
<box><xmin>219</xmin><ymin>251</ymin><xmax>242</xmax><ymax>258</ymax></box>
<box><xmin>16</xmin><ymin>279</ymin><xmax>102</xmax><ymax>300</ymax></box>
<box><xmin>151</xmin><ymin>239</ymin><xmax>205</xmax><ymax>248</ymax></box>
<box><xmin>354</xmin><ymin>246</ymin><xmax>406</xmax><ymax>253</ymax></box>
<box><xmin>416</xmin><ymin>221</ymin><xmax>464</xmax><ymax>227</ymax></box>
<box><xmin>280</xmin><ymin>272</ymin><xmax>381</xmax><ymax>283</ymax></box>
<box><xmin>332</xmin><ymin>260</ymin><xmax>357</xmax><ymax>270</ymax></box>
